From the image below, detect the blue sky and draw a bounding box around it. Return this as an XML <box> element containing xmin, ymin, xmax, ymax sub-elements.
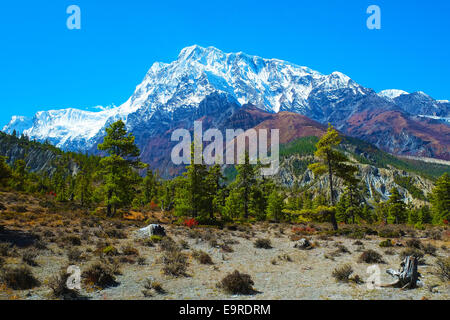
<box><xmin>0</xmin><ymin>0</ymin><xmax>449</xmax><ymax>126</ymax></box>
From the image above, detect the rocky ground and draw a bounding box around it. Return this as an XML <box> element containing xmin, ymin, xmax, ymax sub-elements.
<box><xmin>0</xmin><ymin>191</ymin><xmax>448</xmax><ymax>300</ymax></box>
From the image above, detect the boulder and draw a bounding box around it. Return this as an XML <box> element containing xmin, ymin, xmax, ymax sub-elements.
<box><xmin>294</xmin><ymin>238</ymin><xmax>312</xmax><ymax>250</ymax></box>
<box><xmin>136</xmin><ymin>224</ymin><xmax>166</xmax><ymax>238</ymax></box>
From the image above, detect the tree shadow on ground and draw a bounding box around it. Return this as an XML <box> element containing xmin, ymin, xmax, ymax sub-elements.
<box><xmin>0</xmin><ymin>225</ymin><xmax>38</xmax><ymax>248</ymax></box>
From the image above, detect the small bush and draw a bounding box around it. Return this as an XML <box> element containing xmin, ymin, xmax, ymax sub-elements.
<box><xmin>209</xmin><ymin>239</ymin><xmax>218</xmax><ymax>248</ymax></box>
<box><xmin>105</xmin><ymin>227</ymin><xmax>127</xmax><ymax>239</ymax></box>
<box><xmin>218</xmin><ymin>270</ymin><xmax>255</xmax><ymax>295</ymax></box>
<box><xmin>422</xmin><ymin>243</ymin><xmax>437</xmax><ymax>256</ymax></box>
<box><xmin>254</xmin><ymin>238</ymin><xmax>272</xmax><ymax>249</ymax></box>
<box><xmin>332</xmin><ymin>264</ymin><xmax>353</xmax><ymax>282</ymax></box>
<box><xmin>34</xmin><ymin>239</ymin><xmax>48</xmax><ymax>250</ymax></box>
<box><xmin>358</xmin><ymin>250</ymin><xmax>384</xmax><ymax>264</ymax></box>
<box><xmin>102</xmin><ymin>245</ymin><xmax>119</xmax><ymax>256</ymax></box>
<box><xmin>278</xmin><ymin>253</ymin><xmax>292</xmax><ymax>262</ymax></box>
<box><xmin>436</xmin><ymin>257</ymin><xmax>450</xmax><ymax>281</ymax></box>
<box><xmin>67</xmin><ymin>248</ymin><xmax>84</xmax><ymax>262</ymax></box>
<box><xmin>22</xmin><ymin>248</ymin><xmax>38</xmax><ymax>266</ymax></box>
<box><xmin>11</xmin><ymin>205</ymin><xmax>27</xmax><ymax>213</ymax></box>
<box><xmin>192</xmin><ymin>250</ymin><xmax>213</xmax><ymax>265</ymax></box>
<box><xmin>159</xmin><ymin>237</ymin><xmax>178</xmax><ymax>252</ymax></box>
<box><xmin>378</xmin><ymin>227</ymin><xmax>400</xmax><ymax>238</ymax></box>
<box><xmin>150</xmin><ymin>235</ymin><xmax>162</xmax><ymax>242</ymax></box>
<box><xmin>178</xmin><ymin>240</ymin><xmax>189</xmax><ymax>250</ymax></box>
<box><xmin>353</xmin><ymin>240</ymin><xmax>363</xmax><ymax>246</ymax></box>
<box><xmin>139</xmin><ymin>238</ymin><xmax>155</xmax><ymax>247</ymax></box>
<box><xmin>220</xmin><ymin>244</ymin><xmax>234</xmax><ymax>253</ymax></box>
<box><xmin>334</xmin><ymin>244</ymin><xmax>350</xmax><ymax>254</ymax></box>
<box><xmin>65</xmin><ymin>235</ymin><xmax>81</xmax><ymax>246</ymax></box>
<box><xmin>0</xmin><ymin>243</ymin><xmax>11</xmax><ymax>256</ymax></box>
<box><xmin>162</xmin><ymin>250</ymin><xmax>188</xmax><ymax>277</ymax></box>
<box><xmin>406</xmin><ymin>239</ymin><xmax>422</xmax><ymax>249</ymax></box>
<box><xmin>121</xmin><ymin>244</ymin><xmax>140</xmax><ymax>256</ymax></box>
<box><xmin>379</xmin><ymin>239</ymin><xmax>393</xmax><ymax>248</ymax></box>
<box><xmin>143</xmin><ymin>278</ymin><xmax>165</xmax><ymax>294</ymax></box>
<box><xmin>1</xmin><ymin>265</ymin><xmax>40</xmax><ymax>290</ymax></box>
<box><xmin>83</xmin><ymin>262</ymin><xmax>117</xmax><ymax>288</ymax></box>
<box><xmin>429</xmin><ymin>230</ymin><xmax>442</xmax><ymax>240</ymax></box>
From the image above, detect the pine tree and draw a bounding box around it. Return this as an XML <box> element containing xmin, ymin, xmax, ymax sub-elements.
<box><xmin>308</xmin><ymin>124</ymin><xmax>357</xmax><ymax>230</ymax></box>
<box><xmin>336</xmin><ymin>179</ymin><xmax>364</xmax><ymax>224</ymax></box>
<box><xmin>430</xmin><ymin>173</ymin><xmax>450</xmax><ymax>224</ymax></box>
<box><xmin>75</xmin><ymin>168</ymin><xmax>93</xmax><ymax>207</ymax></box>
<box><xmin>182</xmin><ymin>142</ymin><xmax>209</xmax><ymax>219</ymax></box>
<box><xmin>205</xmin><ymin>164</ymin><xmax>224</xmax><ymax>220</ymax></box>
<box><xmin>387</xmin><ymin>187</ymin><xmax>407</xmax><ymax>224</ymax></box>
<box><xmin>11</xmin><ymin>159</ymin><xmax>28</xmax><ymax>191</ymax></box>
<box><xmin>0</xmin><ymin>156</ymin><xmax>12</xmax><ymax>188</ymax></box>
<box><xmin>235</xmin><ymin>152</ymin><xmax>256</xmax><ymax>219</ymax></box>
<box><xmin>419</xmin><ymin>205</ymin><xmax>432</xmax><ymax>224</ymax></box>
<box><xmin>266</xmin><ymin>190</ymin><xmax>285</xmax><ymax>222</ymax></box>
<box><xmin>143</xmin><ymin>169</ymin><xmax>158</xmax><ymax>204</ymax></box>
<box><xmin>223</xmin><ymin>187</ymin><xmax>244</xmax><ymax>220</ymax></box>
<box><xmin>98</xmin><ymin>120</ymin><xmax>146</xmax><ymax>217</ymax></box>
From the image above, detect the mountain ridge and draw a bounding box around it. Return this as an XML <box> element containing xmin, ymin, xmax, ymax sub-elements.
<box><xmin>3</xmin><ymin>45</ymin><xmax>449</xmax><ymax>162</ymax></box>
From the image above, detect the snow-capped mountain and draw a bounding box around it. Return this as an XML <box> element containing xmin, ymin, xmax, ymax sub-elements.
<box><xmin>3</xmin><ymin>45</ymin><xmax>370</xmax><ymax>149</ymax></box>
<box><xmin>378</xmin><ymin>89</ymin><xmax>409</xmax><ymax>100</ymax></box>
<box><xmin>378</xmin><ymin>89</ymin><xmax>450</xmax><ymax>119</ymax></box>
<box><xmin>3</xmin><ymin>45</ymin><xmax>449</xmax><ymax>160</ymax></box>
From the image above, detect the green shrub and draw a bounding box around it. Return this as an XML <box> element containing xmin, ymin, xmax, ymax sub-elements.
<box><xmin>150</xmin><ymin>235</ymin><xmax>162</xmax><ymax>242</ymax></box>
<box><xmin>102</xmin><ymin>245</ymin><xmax>118</xmax><ymax>256</ymax></box>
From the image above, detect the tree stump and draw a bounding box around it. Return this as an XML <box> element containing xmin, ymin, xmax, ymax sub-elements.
<box><xmin>385</xmin><ymin>256</ymin><xmax>422</xmax><ymax>289</ymax></box>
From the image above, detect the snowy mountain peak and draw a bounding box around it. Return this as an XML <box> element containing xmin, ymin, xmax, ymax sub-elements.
<box><xmin>3</xmin><ymin>45</ymin><xmax>447</xmax><ymax>152</ymax></box>
<box><xmin>378</xmin><ymin>89</ymin><xmax>409</xmax><ymax>100</ymax></box>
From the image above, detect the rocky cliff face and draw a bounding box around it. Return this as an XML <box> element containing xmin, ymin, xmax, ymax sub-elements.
<box><xmin>0</xmin><ymin>133</ymin><xmax>79</xmax><ymax>176</ymax></box>
<box><xmin>276</xmin><ymin>153</ymin><xmax>434</xmax><ymax>207</ymax></box>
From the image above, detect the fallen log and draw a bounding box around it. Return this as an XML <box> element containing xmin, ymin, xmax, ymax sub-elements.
<box><xmin>383</xmin><ymin>256</ymin><xmax>423</xmax><ymax>289</ymax></box>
